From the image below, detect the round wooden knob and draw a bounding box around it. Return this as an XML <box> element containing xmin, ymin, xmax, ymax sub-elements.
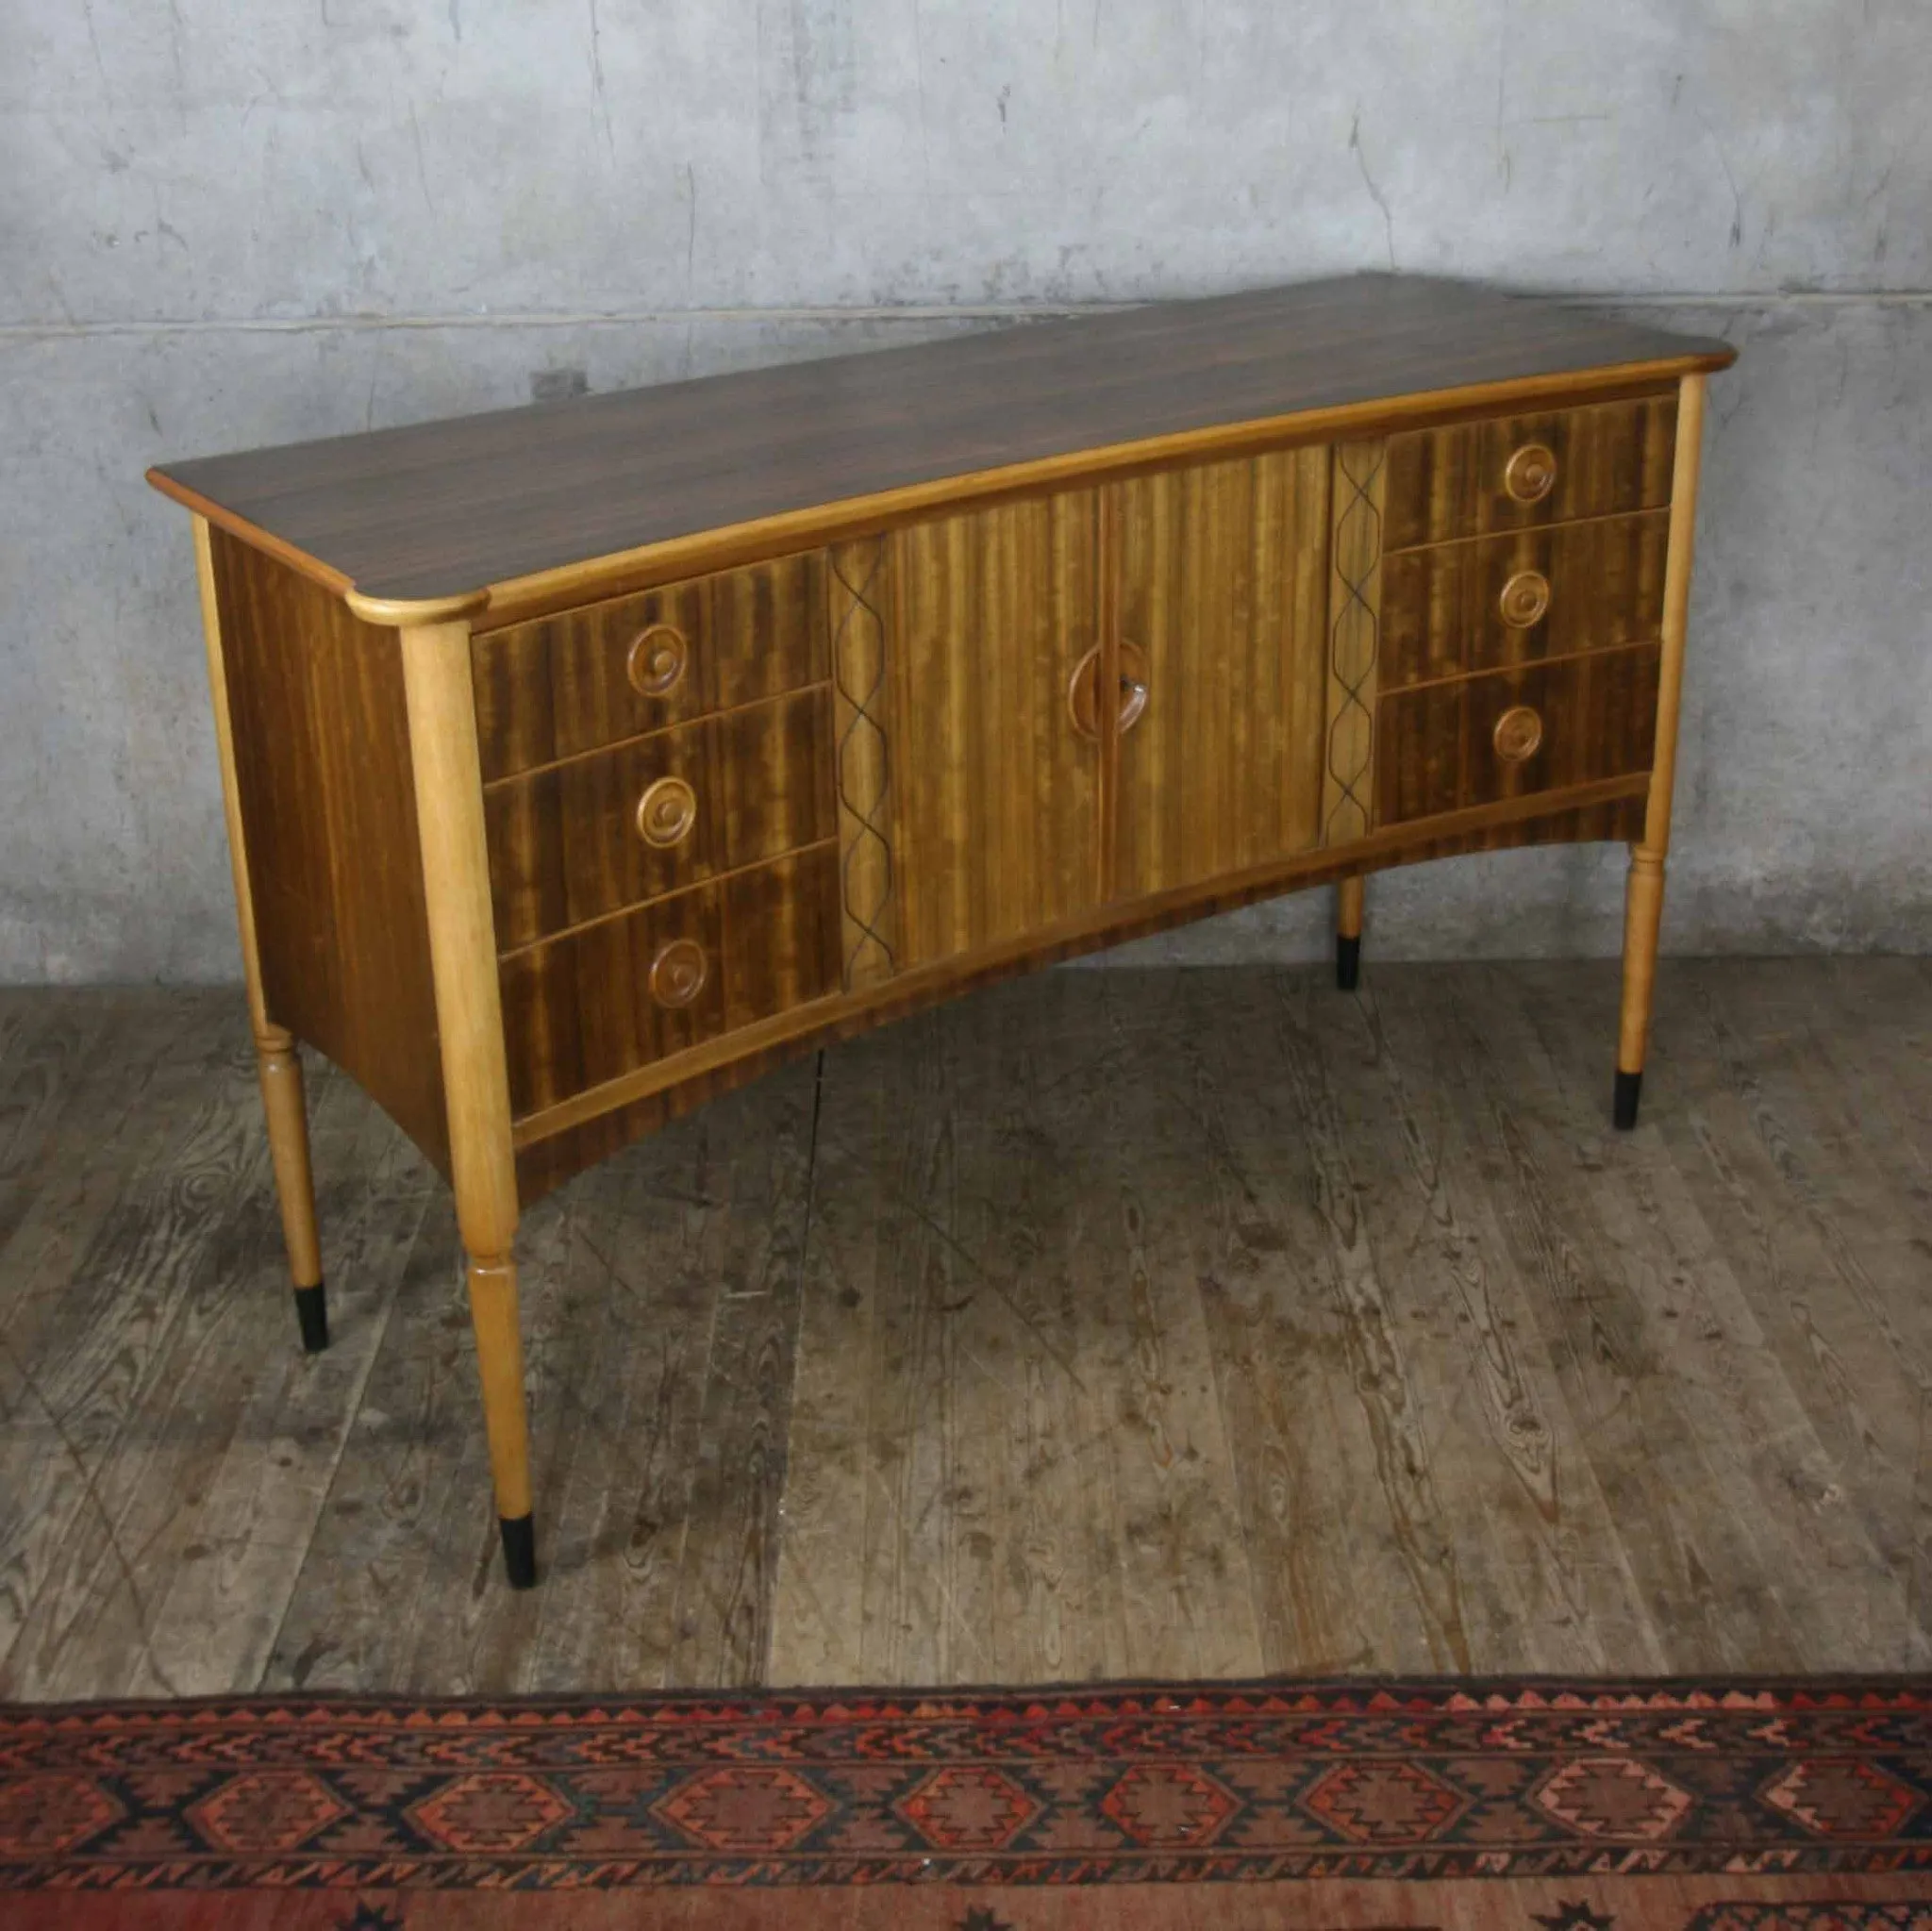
<box><xmin>635</xmin><ymin>775</ymin><xmax>697</xmax><ymax>849</ymax></box>
<box><xmin>1503</xmin><ymin>442</ymin><xmax>1557</xmax><ymax>504</ymax></box>
<box><xmin>648</xmin><ymin>938</ymin><xmax>708</xmax><ymax>1008</ymax></box>
<box><xmin>1498</xmin><ymin>569</ymin><xmax>1551</xmax><ymax>628</ymax></box>
<box><xmin>1492</xmin><ymin>704</ymin><xmax>1545</xmax><ymax>763</ymax></box>
<box><xmin>626</xmin><ymin>623</ymin><xmax>690</xmax><ymax>698</ymax></box>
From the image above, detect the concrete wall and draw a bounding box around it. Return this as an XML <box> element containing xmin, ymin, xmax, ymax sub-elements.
<box><xmin>3</xmin><ymin>0</ymin><xmax>1926</xmax><ymax>981</ymax></box>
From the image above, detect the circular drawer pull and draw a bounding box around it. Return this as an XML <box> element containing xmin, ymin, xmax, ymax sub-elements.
<box><xmin>1498</xmin><ymin>569</ymin><xmax>1551</xmax><ymax>628</ymax></box>
<box><xmin>1492</xmin><ymin>704</ymin><xmax>1545</xmax><ymax>764</ymax></box>
<box><xmin>648</xmin><ymin>938</ymin><xmax>708</xmax><ymax>1008</ymax></box>
<box><xmin>627</xmin><ymin>623</ymin><xmax>690</xmax><ymax>698</ymax></box>
<box><xmin>1503</xmin><ymin>442</ymin><xmax>1557</xmax><ymax>504</ymax></box>
<box><xmin>635</xmin><ymin>775</ymin><xmax>697</xmax><ymax>849</ymax></box>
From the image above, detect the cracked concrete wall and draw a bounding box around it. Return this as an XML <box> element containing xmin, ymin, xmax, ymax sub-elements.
<box><xmin>2</xmin><ymin>0</ymin><xmax>1927</xmax><ymax>981</ymax></box>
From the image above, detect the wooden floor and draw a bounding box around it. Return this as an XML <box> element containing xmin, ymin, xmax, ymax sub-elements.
<box><xmin>0</xmin><ymin>957</ymin><xmax>1926</xmax><ymax>1701</ymax></box>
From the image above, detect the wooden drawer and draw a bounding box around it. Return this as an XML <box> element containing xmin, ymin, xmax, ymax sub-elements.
<box><xmin>1374</xmin><ymin>645</ymin><xmax>1660</xmax><ymax>827</ymax></box>
<box><xmin>471</xmin><ymin>551</ymin><xmax>830</xmax><ymax>781</ymax></box>
<box><xmin>1379</xmin><ymin>510</ymin><xmax>1669</xmax><ymax>689</ymax></box>
<box><xmin>1383</xmin><ymin>393</ymin><xmax>1676</xmax><ymax>552</ymax></box>
<box><xmin>500</xmin><ymin>846</ymin><xmax>841</xmax><ymax>1118</ymax></box>
<box><xmin>485</xmin><ymin>689</ymin><xmax>836</xmax><ymax>951</ymax></box>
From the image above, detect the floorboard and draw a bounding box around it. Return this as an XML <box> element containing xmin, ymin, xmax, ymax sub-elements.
<box><xmin>0</xmin><ymin>960</ymin><xmax>1924</xmax><ymax>1697</ymax></box>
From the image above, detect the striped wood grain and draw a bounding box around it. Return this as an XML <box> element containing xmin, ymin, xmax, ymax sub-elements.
<box><xmin>1378</xmin><ymin>509</ymin><xmax>1670</xmax><ymax>690</ymax></box>
<box><xmin>1374</xmin><ymin>644</ymin><xmax>1661</xmax><ymax>826</ymax></box>
<box><xmin>206</xmin><ymin>531</ymin><xmax>448</xmax><ymax>1176</ymax></box>
<box><xmin>887</xmin><ymin>491</ymin><xmax>1105</xmax><ymax>968</ymax></box>
<box><xmin>1110</xmin><ymin>448</ymin><xmax>1330</xmax><ymax>898</ymax></box>
<box><xmin>470</xmin><ymin>553</ymin><xmax>829</xmax><ymax>783</ymax></box>
<box><xmin>483</xmin><ymin>690</ymin><xmax>837</xmax><ymax>953</ymax></box>
<box><xmin>1382</xmin><ymin>391</ymin><xmax>1678</xmax><ymax>552</ymax></box>
<box><xmin>497</xmin><ymin>849</ymin><xmax>841</xmax><ymax>1120</ymax></box>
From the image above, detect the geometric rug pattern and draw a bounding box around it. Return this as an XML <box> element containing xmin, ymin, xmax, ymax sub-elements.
<box><xmin>2</xmin><ymin>1679</ymin><xmax>1927</xmax><ymax>1924</ymax></box>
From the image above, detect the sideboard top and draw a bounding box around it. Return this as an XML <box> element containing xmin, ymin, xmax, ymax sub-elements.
<box><xmin>149</xmin><ymin>274</ymin><xmax>1734</xmax><ymax>610</ymax></box>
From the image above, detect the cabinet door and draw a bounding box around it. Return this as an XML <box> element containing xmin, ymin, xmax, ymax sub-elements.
<box><xmin>888</xmin><ymin>490</ymin><xmax>1104</xmax><ymax>967</ymax></box>
<box><xmin>1111</xmin><ymin>448</ymin><xmax>1331</xmax><ymax>898</ymax></box>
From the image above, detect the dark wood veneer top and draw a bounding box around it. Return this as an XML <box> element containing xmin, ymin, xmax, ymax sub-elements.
<box><xmin>149</xmin><ymin>274</ymin><xmax>1734</xmax><ymax>606</ymax></box>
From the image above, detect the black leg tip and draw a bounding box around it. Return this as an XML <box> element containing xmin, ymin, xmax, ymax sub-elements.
<box><xmin>1612</xmin><ymin>1068</ymin><xmax>1643</xmax><ymax>1131</ymax></box>
<box><xmin>499</xmin><ymin>1513</ymin><xmax>537</xmax><ymax>1590</ymax></box>
<box><xmin>1336</xmin><ymin>934</ymin><xmax>1362</xmax><ymax>992</ymax></box>
<box><xmin>293</xmin><ymin>1281</ymin><xmax>329</xmax><ymax>1354</ymax></box>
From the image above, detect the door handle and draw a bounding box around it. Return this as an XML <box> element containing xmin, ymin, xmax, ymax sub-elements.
<box><xmin>1067</xmin><ymin>641</ymin><xmax>1150</xmax><ymax>740</ymax></box>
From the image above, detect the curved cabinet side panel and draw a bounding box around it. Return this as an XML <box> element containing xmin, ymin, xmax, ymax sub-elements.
<box><xmin>208</xmin><ymin>530</ymin><xmax>450</xmax><ymax>1175</ymax></box>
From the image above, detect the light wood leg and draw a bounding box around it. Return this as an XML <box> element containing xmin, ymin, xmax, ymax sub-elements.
<box><xmin>1615</xmin><ymin>847</ymin><xmax>1666</xmax><ymax>1129</ymax></box>
<box><xmin>1613</xmin><ymin>370</ymin><xmax>1707</xmax><ymax>1131</ymax></box>
<box><xmin>1336</xmin><ymin>874</ymin><xmax>1364</xmax><ymax>991</ymax></box>
<box><xmin>391</xmin><ymin>595</ymin><xmax>536</xmax><ymax>1587</ymax></box>
<box><xmin>466</xmin><ymin>1251</ymin><xmax>535</xmax><ymax>1585</ymax></box>
<box><xmin>254</xmin><ymin>1023</ymin><xmax>327</xmax><ymax>1351</ymax></box>
<box><xmin>192</xmin><ymin>515</ymin><xmax>334</xmax><ymax>1352</ymax></box>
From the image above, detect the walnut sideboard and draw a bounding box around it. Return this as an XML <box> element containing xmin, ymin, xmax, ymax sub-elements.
<box><xmin>149</xmin><ymin>274</ymin><xmax>1736</xmax><ymax>1588</ymax></box>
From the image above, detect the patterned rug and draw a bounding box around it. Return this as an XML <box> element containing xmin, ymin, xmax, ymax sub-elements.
<box><xmin>1</xmin><ymin>1679</ymin><xmax>1927</xmax><ymax>1927</ymax></box>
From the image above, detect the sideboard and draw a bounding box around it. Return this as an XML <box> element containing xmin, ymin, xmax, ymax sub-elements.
<box><xmin>149</xmin><ymin>274</ymin><xmax>1736</xmax><ymax>1587</ymax></box>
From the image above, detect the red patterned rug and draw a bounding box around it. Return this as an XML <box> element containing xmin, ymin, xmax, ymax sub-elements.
<box><xmin>1</xmin><ymin>1679</ymin><xmax>1927</xmax><ymax>1927</ymax></box>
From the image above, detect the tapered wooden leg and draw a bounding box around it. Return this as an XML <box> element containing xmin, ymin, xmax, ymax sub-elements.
<box><xmin>466</xmin><ymin>1251</ymin><xmax>535</xmax><ymax>1587</ymax></box>
<box><xmin>1336</xmin><ymin>875</ymin><xmax>1364</xmax><ymax>991</ymax></box>
<box><xmin>393</xmin><ymin>597</ymin><xmax>535</xmax><ymax>1588</ymax></box>
<box><xmin>1615</xmin><ymin>847</ymin><xmax>1666</xmax><ymax>1129</ymax></box>
<box><xmin>254</xmin><ymin>1023</ymin><xmax>327</xmax><ymax>1350</ymax></box>
<box><xmin>192</xmin><ymin>514</ymin><xmax>334</xmax><ymax>1355</ymax></box>
<box><xmin>1610</xmin><ymin>371</ymin><xmax>1709</xmax><ymax>1133</ymax></box>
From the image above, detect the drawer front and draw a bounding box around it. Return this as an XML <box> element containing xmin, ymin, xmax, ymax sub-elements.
<box><xmin>714</xmin><ymin>689</ymin><xmax>840</xmax><ymax>879</ymax></box>
<box><xmin>484</xmin><ymin>689</ymin><xmax>836</xmax><ymax>951</ymax></box>
<box><xmin>500</xmin><ymin>846</ymin><xmax>841</xmax><ymax>1118</ymax></box>
<box><xmin>1383</xmin><ymin>393</ymin><xmax>1676</xmax><ymax>552</ymax></box>
<box><xmin>722</xmin><ymin>847</ymin><xmax>845</xmax><ymax>1032</ymax></box>
<box><xmin>1374</xmin><ymin>645</ymin><xmax>1660</xmax><ymax>827</ymax></box>
<box><xmin>471</xmin><ymin>551</ymin><xmax>830</xmax><ymax>781</ymax></box>
<box><xmin>1379</xmin><ymin>509</ymin><xmax>1669</xmax><ymax>689</ymax></box>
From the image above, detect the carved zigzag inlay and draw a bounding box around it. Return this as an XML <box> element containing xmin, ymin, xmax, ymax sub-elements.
<box><xmin>1324</xmin><ymin>441</ymin><xmax>1386</xmax><ymax>847</ymax></box>
<box><xmin>829</xmin><ymin>538</ymin><xmax>898</xmax><ymax>990</ymax></box>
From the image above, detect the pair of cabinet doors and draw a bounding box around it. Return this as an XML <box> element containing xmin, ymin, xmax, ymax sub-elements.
<box><xmin>874</xmin><ymin>444</ymin><xmax>1335</xmax><ymax>974</ymax></box>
